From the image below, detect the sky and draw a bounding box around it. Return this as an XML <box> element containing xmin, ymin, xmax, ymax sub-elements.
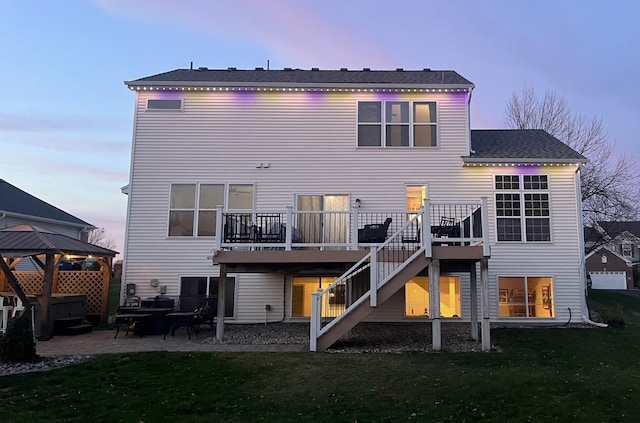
<box><xmin>1</xmin><ymin>0</ymin><xmax>638</xmax><ymax>258</ymax></box>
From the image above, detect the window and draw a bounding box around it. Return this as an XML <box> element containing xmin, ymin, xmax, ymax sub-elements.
<box><xmin>495</xmin><ymin>175</ymin><xmax>550</xmax><ymax>242</ymax></box>
<box><xmin>179</xmin><ymin>276</ymin><xmax>236</xmax><ymax>317</ymax></box>
<box><xmin>622</xmin><ymin>242</ymin><xmax>633</xmax><ymax>257</ymax></box>
<box><xmin>498</xmin><ymin>276</ymin><xmax>554</xmax><ymax>318</ymax></box>
<box><xmin>168</xmin><ymin>183</ymin><xmax>253</xmax><ymax>237</ymax></box>
<box><xmin>147</xmin><ymin>99</ymin><xmax>182</xmax><ymax>110</ymax></box>
<box><xmin>292</xmin><ymin>277</ymin><xmax>338</xmax><ymax>317</ymax></box>
<box><xmin>405</xmin><ymin>276</ymin><xmax>460</xmax><ymax>317</ymax></box>
<box><xmin>358</xmin><ymin>101</ymin><xmax>437</xmax><ymax>147</ymax></box>
<box><xmin>406</xmin><ymin>185</ymin><xmax>427</xmax><ymax>212</ymax></box>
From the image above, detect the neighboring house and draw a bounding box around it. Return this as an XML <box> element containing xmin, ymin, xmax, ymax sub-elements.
<box><xmin>122</xmin><ymin>67</ymin><xmax>588</xmax><ymax>351</ymax></box>
<box><xmin>585</xmin><ymin>246</ymin><xmax>634</xmax><ymax>289</ymax></box>
<box><xmin>586</xmin><ymin>221</ymin><xmax>640</xmax><ymax>288</ymax></box>
<box><xmin>0</xmin><ymin>179</ymin><xmax>94</xmax><ymax>241</ymax></box>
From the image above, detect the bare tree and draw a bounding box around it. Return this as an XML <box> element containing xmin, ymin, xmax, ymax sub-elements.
<box><xmin>87</xmin><ymin>227</ymin><xmax>117</xmax><ymax>250</ymax></box>
<box><xmin>505</xmin><ymin>87</ymin><xmax>640</xmax><ymax>226</ymax></box>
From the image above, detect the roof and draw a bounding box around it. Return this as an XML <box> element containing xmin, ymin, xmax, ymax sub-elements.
<box><xmin>596</xmin><ymin>221</ymin><xmax>640</xmax><ymax>239</ymax></box>
<box><xmin>0</xmin><ymin>179</ymin><xmax>92</xmax><ymax>228</ymax></box>
<box><xmin>467</xmin><ymin>130</ymin><xmax>588</xmax><ymax>164</ymax></box>
<box><xmin>0</xmin><ymin>224</ymin><xmax>117</xmax><ymax>257</ymax></box>
<box><xmin>585</xmin><ymin>245</ymin><xmax>634</xmax><ymax>266</ymax></box>
<box><xmin>125</xmin><ymin>68</ymin><xmax>475</xmax><ymax>89</ymax></box>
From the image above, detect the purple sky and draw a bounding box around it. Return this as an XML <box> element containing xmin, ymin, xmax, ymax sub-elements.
<box><xmin>1</xmin><ymin>0</ymin><xmax>638</xmax><ymax>257</ymax></box>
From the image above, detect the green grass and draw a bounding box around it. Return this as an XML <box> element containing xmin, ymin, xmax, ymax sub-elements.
<box><xmin>1</xmin><ymin>290</ymin><xmax>640</xmax><ymax>422</ymax></box>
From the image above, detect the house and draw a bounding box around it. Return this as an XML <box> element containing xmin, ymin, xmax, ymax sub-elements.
<box><xmin>0</xmin><ymin>179</ymin><xmax>94</xmax><ymax>240</ymax></box>
<box><xmin>122</xmin><ymin>67</ymin><xmax>588</xmax><ymax>351</ymax></box>
<box><xmin>585</xmin><ymin>221</ymin><xmax>640</xmax><ymax>289</ymax></box>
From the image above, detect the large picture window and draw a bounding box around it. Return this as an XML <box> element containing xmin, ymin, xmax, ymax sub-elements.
<box><xmin>405</xmin><ymin>276</ymin><xmax>460</xmax><ymax>318</ymax></box>
<box><xmin>498</xmin><ymin>276</ymin><xmax>554</xmax><ymax>318</ymax></box>
<box><xmin>292</xmin><ymin>277</ymin><xmax>339</xmax><ymax>317</ymax></box>
<box><xmin>495</xmin><ymin>175</ymin><xmax>550</xmax><ymax>242</ymax></box>
<box><xmin>358</xmin><ymin>101</ymin><xmax>437</xmax><ymax>147</ymax></box>
<box><xmin>168</xmin><ymin>183</ymin><xmax>254</xmax><ymax>237</ymax></box>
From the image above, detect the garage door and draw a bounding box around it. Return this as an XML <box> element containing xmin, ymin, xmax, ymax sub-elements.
<box><xmin>589</xmin><ymin>271</ymin><xmax>627</xmax><ymax>289</ymax></box>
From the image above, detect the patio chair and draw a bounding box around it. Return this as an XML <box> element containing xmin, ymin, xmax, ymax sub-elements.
<box><xmin>358</xmin><ymin>217</ymin><xmax>393</xmax><ymax>243</ymax></box>
<box><xmin>193</xmin><ymin>297</ymin><xmax>217</xmax><ymax>331</ymax></box>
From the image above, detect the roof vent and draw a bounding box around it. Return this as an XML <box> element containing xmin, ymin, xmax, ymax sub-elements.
<box><xmin>363</xmin><ymin>68</ymin><xmax>371</xmax><ymax>71</ymax></box>
<box><xmin>255</xmin><ymin>67</ymin><xmax>264</xmax><ymax>71</ymax></box>
<box><xmin>396</xmin><ymin>68</ymin><xmax>404</xmax><ymax>72</ymax></box>
<box><xmin>198</xmin><ymin>67</ymin><xmax>208</xmax><ymax>71</ymax></box>
<box><xmin>423</xmin><ymin>68</ymin><xmax>431</xmax><ymax>72</ymax></box>
<box><xmin>311</xmin><ymin>67</ymin><xmax>319</xmax><ymax>71</ymax></box>
<box><xmin>227</xmin><ymin>67</ymin><xmax>237</xmax><ymax>71</ymax></box>
<box><xmin>340</xmin><ymin>67</ymin><xmax>348</xmax><ymax>71</ymax></box>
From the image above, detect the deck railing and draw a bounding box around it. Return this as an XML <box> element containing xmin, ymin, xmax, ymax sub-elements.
<box><xmin>215</xmin><ymin>198</ymin><xmax>488</xmax><ymax>255</ymax></box>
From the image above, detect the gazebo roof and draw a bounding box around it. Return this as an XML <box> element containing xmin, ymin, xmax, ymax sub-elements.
<box><xmin>0</xmin><ymin>224</ymin><xmax>117</xmax><ymax>258</ymax></box>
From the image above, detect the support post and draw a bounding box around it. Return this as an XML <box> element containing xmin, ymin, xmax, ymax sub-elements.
<box><xmin>480</xmin><ymin>258</ymin><xmax>491</xmax><ymax>351</ymax></box>
<box><xmin>424</xmin><ymin>199</ymin><xmax>432</xmax><ymax>258</ymax></box>
<box><xmin>470</xmin><ymin>262</ymin><xmax>478</xmax><ymax>341</ymax></box>
<box><xmin>369</xmin><ymin>246</ymin><xmax>377</xmax><ymax>307</ymax></box>
<box><xmin>216</xmin><ymin>264</ymin><xmax>227</xmax><ymax>341</ymax></box>
<box><xmin>310</xmin><ymin>288</ymin><xmax>322</xmax><ymax>351</ymax></box>
<box><xmin>38</xmin><ymin>252</ymin><xmax>55</xmax><ymax>340</ymax></box>
<box><xmin>429</xmin><ymin>258</ymin><xmax>441</xmax><ymax>351</ymax></box>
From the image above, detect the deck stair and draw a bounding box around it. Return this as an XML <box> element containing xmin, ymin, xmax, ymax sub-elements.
<box><xmin>53</xmin><ymin>316</ymin><xmax>93</xmax><ymax>336</ymax></box>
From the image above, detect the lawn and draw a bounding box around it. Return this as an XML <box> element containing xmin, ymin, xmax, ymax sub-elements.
<box><xmin>1</xmin><ymin>290</ymin><xmax>639</xmax><ymax>422</ymax></box>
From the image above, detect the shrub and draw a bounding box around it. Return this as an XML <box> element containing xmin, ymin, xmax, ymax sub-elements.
<box><xmin>604</xmin><ymin>317</ymin><xmax>626</xmax><ymax>328</ymax></box>
<box><xmin>0</xmin><ymin>316</ymin><xmax>38</xmax><ymax>363</ymax></box>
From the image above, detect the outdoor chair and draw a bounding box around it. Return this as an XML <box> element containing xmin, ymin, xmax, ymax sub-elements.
<box><xmin>358</xmin><ymin>217</ymin><xmax>392</xmax><ymax>243</ymax></box>
<box><xmin>193</xmin><ymin>297</ymin><xmax>217</xmax><ymax>331</ymax></box>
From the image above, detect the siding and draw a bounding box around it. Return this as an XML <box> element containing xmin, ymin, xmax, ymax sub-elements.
<box><xmin>123</xmin><ymin>89</ymin><xmax>586</xmax><ymax>323</ymax></box>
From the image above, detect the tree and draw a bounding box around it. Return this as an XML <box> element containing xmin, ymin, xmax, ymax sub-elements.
<box><xmin>505</xmin><ymin>87</ymin><xmax>640</xmax><ymax>226</ymax></box>
<box><xmin>88</xmin><ymin>227</ymin><xmax>117</xmax><ymax>250</ymax></box>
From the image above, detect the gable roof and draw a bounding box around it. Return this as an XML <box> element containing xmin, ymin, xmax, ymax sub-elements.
<box><xmin>467</xmin><ymin>130</ymin><xmax>588</xmax><ymax>164</ymax></box>
<box><xmin>596</xmin><ymin>221</ymin><xmax>640</xmax><ymax>239</ymax></box>
<box><xmin>125</xmin><ymin>68</ymin><xmax>475</xmax><ymax>89</ymax></box>
<box><xmin>585</xmin><ymin>245</ymin><xmax>633</xmax><ymax>266</ymax></box>
<box><xmin>0</xmin><ymin>179</ymin><xmax>93</xmax><ymax>228</ymax></box>
<box><xmin>0</xmin><ymin>224</ymin><xmax>116</xmax><ymax>258</ymax></box>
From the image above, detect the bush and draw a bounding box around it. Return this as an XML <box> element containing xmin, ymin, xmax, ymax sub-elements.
<box><xmin>604</xmin><ymin>317</ymin><xmax>626</xmax><ymax>328</ymax></box>
<box><xmin>0</xmin><ymin>316</ymin><xmax>38</xmax><ymax>363</ymax></box>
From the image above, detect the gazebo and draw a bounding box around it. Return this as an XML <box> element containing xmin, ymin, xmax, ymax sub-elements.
<box><xmin>0</xmin><ymin>224</ymin><xmax>117</xmax><ymax>340</ymax></box>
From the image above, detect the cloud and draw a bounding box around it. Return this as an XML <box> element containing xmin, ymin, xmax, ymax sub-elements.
<box><xmin>88</xmin><ymin>0</ymin><xmax>397</xmax><ymax>68</ymax></box>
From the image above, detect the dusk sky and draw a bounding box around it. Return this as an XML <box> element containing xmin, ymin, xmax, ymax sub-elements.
<box><xmin>1</xmin><ymin>0</ymin><xmax>638</xmax><ymax>258</ymax></box>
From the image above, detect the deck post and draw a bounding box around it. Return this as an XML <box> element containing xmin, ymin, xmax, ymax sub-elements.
<box><xmin>310</xmin><ymin>288</ymin><xmax>322</xmax><ymax>352</ymax></box>
<box><xmin>480</xmin><ymin>258</ymin><xmax>491</xmax><ymax>351</ymax></box>
<box><xmin>481</xmin><ymin>197</ymin><xmax>490</xmax><ymax>257</ymax></box>
<box><xmin>215</xmin><ymin>206</ymin><xmax>223</xmax><ymax>250</ymax></box>
<box><xmin>285</xmin><ymin>206</ymin><xmax>293</xmax><ymax>251</ymax></box>
<box><xmin>369</xmin><ymin>246</ymin><xmax>377</xmax><ymax>307</ymax></box>
<box><xmin>469</xmin><ymin>262</ymin><xmax>478</xmax><ymax>341</ymax></box>
<box><xmin>216</xmin><ymin>264</ymin><xmax>227</xmax><ymax>341</ymax></box>
<box><xmin>424</xmin><ymin>200</ymin><xmax>432</xmax><ymax>258</ymax></box>
<box><xmin>351</xmin><ymin>208</ymin><xmax>359</xmax><ymax>250</ymax></box>
<box><xmin>429</xmin><ymin>258</ymin><xmax>441</xmax><ymax>351</ymax></box>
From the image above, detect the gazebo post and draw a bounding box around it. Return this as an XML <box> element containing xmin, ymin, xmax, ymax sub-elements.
<box><xmin>37</xmin><ymin>252</ymin><xmax>55</xmax><ymax>340</ymax></box>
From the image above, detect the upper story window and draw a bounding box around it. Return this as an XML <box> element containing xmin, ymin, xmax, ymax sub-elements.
<box><xmin>168</xmin><ymin>183</ymin><xmax>254</xmax><ymax>237</ymax></box>
<box><xmin>358</xmin><ymin>101</ymin><xmax>437</xmax><ymax>147</ymax></box>
<box><xmin>621</xmin><ymin>242</ymin><xmax>633</xmax><ymax>257</ymax></box>
<box><xmin>495</xmin><ymin>175</ymin><xmax>550</xmax><ymax>242</ymax></box>
<box><xmin>147</xmin><ymin>99</ymin><xmax>182</xmax><ymax>110</ymax></box>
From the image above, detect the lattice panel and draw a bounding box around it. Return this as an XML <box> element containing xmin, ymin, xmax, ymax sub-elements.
<box><xmin>8</xmin><ymin>270</ymin><xmax>108</xmax><ymax>319</ymax></box>
<box><xmin>58</xmin><ymin>270</ymin><xmax>106</xmax><ymax>316</ymax></box>
<box><xmin>13</xmin><ymin>271</ymin><xmax>44</xmax><ymax>294</ymax></box>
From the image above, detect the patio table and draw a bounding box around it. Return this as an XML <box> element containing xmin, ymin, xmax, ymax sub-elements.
<box><xmin>114</xmin><ymin>313</ymin><xmax>151</xmax><ymax>338</ymax></box>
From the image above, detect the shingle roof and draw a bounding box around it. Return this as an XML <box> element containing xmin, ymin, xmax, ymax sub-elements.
<box><xmin>0</xmin><ymin>179</ymin><xmax>92</xmax><ymax>227</ymax></box>
<box><xmin>0</xmin><ymin>224</ymin><xmax>116</xmax><ymax>257</ymax></box>
<box><xmin>468</xmin><ymin>130</ymin><xmax>587</xmax><ymax>163</ymax></box>
<box><xmin>596</xmin><ymin>221</ymin><xmax>640</xmax><ymax>239</ymax></box>
<box><xmin>126</xmin><ymin>68</ymin><xmax>474</xmax><ymax>88</ymax></box>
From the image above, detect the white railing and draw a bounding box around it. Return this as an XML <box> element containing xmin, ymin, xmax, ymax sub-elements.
<box><xmin>215</xmin><ymin>198</ymin><xmax>488</xmax><ymax>253</ymax></box>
